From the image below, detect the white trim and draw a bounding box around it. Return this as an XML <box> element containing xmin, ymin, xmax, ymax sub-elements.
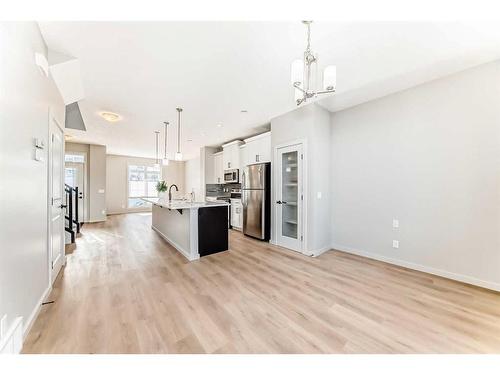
<box><xmin>0</xmin><ymin>317</ymin><xmax>23</xmax><ymax>354</ymax></box>
<box><xmin>273</xmin><ymin>138</ymin><xmax>308</xmax><ymax>254</ymax></box>
<box><xmin>221</xmin><ymin>140</ymin><xmax>244</xmax><ymax>148</ymax></box>
<box><xmin>305</xmin><ymin>246</ymin><xmax>331</xmax><ymax>258</ymax></box>
<box><xmin>243</xmin><ymin>131</ymin><xmax>271</xmax><ymax>143</ymax></box>
<box><xmin>47</xmin><ymin>109</ymin><xmax>66</xmax><ymax>286</ymax></box>
<box><xmin>23</xmin><ymin>284</ymin><xmax>52</xmax><ymax>340</ymax></box>
<box><xmin>332</xmin><ymin>243</ymin><xmax>500</xmax><ymax>292</ymax></box>
<box><xmin>151</xmin><ymin>225</ymin><xmax>200</xmax><ymax>262</ymax></box>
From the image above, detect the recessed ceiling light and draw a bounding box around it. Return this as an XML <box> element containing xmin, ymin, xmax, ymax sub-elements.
<box><xmin>217</xmin><ymin>124</ymin><xmax>222</xmax><ymax>128</ymax></box>
<box><xmin>99</xmin><ymin>111</ymin><xmax>121</xmax><ymax>122</ymax></box>
<box><xmin>187</xmin><ymin>139</ymin><xmax>193</xmax><ymax>142</ymax></box>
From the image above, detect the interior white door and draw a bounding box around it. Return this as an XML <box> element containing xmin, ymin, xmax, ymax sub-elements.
<box><xmin>49</xmin><ymin>117</ymin><xmax>65</xmax><ymax>282</ymax></box>
<box><xmin>276</xmin><ymin>143</ymin><xmax>303</xmax><ymax>252</ymax></box>
<box><xmin>65</xmin><ymin>162</ymin><xmax>85</xmax><ymax>223</ymax></box>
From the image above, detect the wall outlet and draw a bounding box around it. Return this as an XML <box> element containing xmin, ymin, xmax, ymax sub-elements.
<box><xmin>392</xmin><ymin>219</ymin><xmax>399</xmax><ymax>228</ymax></box>
<box><xmin>1</xmin><ymin>314</ymin><xmax>7</xmax><ymax>339</ymax></box>
<box><xmin>392</xmin><ymin>240</ymin><xmax>399</xmax><ymax>249</ymax></box>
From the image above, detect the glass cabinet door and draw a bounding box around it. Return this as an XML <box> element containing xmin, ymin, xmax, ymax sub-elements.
<box><xmin>276</xmin><ymin>143</ymin><xmax>303</xmax><ymax>252</ymax></box>
<box><xmin>281</xmin><ymin>150</ymin><xmax>298</xmax><ymax>239</ymax></box>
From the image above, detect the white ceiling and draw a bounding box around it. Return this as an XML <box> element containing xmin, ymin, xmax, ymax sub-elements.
<box><xmin>38</xmin><ymin>21</ymin><xmax>500</xmax><ymax>160</ymax></box>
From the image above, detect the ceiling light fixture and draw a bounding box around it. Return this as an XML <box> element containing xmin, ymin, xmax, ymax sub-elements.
<box><xmin>154</xmin><ymin>131</ymin><xmax>160</xmax><ymax>167</ymax></box>
<box><xmin>217</xmin><ymin>124</ymin><xmax>222</xmax><ymax>128</ymax></box>
<box><xmin>175</xmin><ymin>107</ymin><xmax>183</xmax><ymax>161</ymax></box>
<box><xmin>100</xmin><ymin>111</ymin><xmax>121</xmax><ymax>122</ymax></box>
<box><xmin>291</xmin><ymin>21</ymin><xmax>336</xmax><ymax>106</ymax></box>
<box><xmin>162</xmin><ymin>121</ymin><xmax>169</xmax><ymax>166</ymax></box>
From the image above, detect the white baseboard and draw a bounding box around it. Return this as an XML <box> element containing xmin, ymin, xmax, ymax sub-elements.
<box><xmin>0</xmin><ymin>317</ymin><xmax>23</xmax><ymax>354</ymax></box>
<box><xmin>332</xmin><ymin>243</ymin><xmax>500</xmax><ymax>292</ymax></box>
<box><xmin>303</xmin><ymin>246</ymin><xmax>331</xmax><ymax>258</ymax></box>
<box><xmin>23</xmin><ymin>284</ymin><xmax>52</xmax><ymax>340</ymax></box>
<box><xmin>152</xmin><ymin>225</ymin><xmax>199</xmax><ymax>262</ymax></box>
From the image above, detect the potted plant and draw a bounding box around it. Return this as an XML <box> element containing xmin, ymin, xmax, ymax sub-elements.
<box><xmin>156</xmin><ymin>180</ymin><xmax>168</xmax><ymax>199</ymax></box>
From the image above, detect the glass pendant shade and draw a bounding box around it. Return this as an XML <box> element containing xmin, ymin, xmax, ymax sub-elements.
<box><xmin>291</xmin><ymin>59</ymin><xmax>304</xmax><ymax>86</ymax></box>
<box><xmin>175</xmin><ymin>152</ymin><xmax>182</xmax><ymax>161</ymax></box>
<box><xmin>323</xmin><ymin>65</ymin><xmax>336</xmax><ymax>91</ymax></box>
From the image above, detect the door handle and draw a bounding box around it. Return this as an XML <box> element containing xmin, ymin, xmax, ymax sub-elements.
<box><xmin>276</xmin><ymin>200</ymin><xmax>282</xmax><ymax>204</ymax></box>
<box><xmin>60</xmin><ymin>204</ymin><xmax>67</xmax><ymax>209</ymax></box>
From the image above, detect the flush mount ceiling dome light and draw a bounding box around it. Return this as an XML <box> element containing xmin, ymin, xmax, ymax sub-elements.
<box><xmin>100</xmin><ymin>111</ymin><xmax>121</xmax><ymax>122</ymax></box>
<box><xmin>291</xmin><ymin>21</ymin><xmax>336</xmax><ymax>106</ymax></box>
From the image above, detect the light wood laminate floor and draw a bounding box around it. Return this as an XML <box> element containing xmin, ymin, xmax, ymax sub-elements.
<box><xmin>23</xmin><ymin>213</ymin><xmax>500</xmax><ymax>353</ymax></box>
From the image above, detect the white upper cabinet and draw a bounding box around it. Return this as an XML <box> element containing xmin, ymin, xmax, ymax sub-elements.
<box><xmin>213</xmin><ymin>152</ymin><xmax>224</xmax><ymax>184</ymax></box>
<box><xmin>207</xmin><ymin>151</ymin><xmax>224</xmax><ymax>184</ymax></box>
<box><xmin>222</xmin><ymin>140</ymin><xmax>243</xmax><ymax>170</ymax></box>
<box><xmin>243</xmin><ymin>131</ymin><xmax>271</xmax><ymax>165</ymax></box>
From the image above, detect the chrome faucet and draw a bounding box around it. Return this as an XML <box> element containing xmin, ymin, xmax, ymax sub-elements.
<box><xmin>168</xmin><ymin>184</ymin><xmax>179</xmax><ymax>202</ymax></box>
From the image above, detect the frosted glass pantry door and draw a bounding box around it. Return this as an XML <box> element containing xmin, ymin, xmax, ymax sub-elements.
<box><xmin>276</xmin><ymin>143</ymin><xmax>303</xmax><ymax>252</ymax></box>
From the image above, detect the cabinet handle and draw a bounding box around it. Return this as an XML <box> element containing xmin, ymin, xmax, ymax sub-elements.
<box><xmin>256</xmin><ymin>154</ymin><xmax>260</xmax><ymax>162</ymax></box>
<box><xmin>228</xmin><ymin>162</ymin><xmax>231</xmax><ymax>168</ymax></box>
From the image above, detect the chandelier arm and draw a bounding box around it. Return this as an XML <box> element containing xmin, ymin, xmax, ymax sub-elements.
<box><xmin>316</xmin><ymin>88</ymin><xmax>336</xmax><ymax>95</ymax></box>
<box><xmin>293</xmin><ymin>82</ymin><xmax>307</xmax><ymax>93</ymax></box>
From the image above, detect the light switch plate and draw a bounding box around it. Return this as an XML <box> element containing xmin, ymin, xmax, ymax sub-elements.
<box><xmin>35</xmin><ymin>148</ymin><xmax>44</xmax><ymax>162</ymax></box>
<box><xmin>392</xmin><ymin>219</ymin><xmax>399</xmax><ymax>228</ymax></box>
<box><xmin>317</xmin><ymin>192</ymin><xmax>322</xmax><ymax>199</ymax></box>
<box><xmin>392</xmin><ymin>240</ymin><xmax>399</xmax><ymax>249</ymax></box>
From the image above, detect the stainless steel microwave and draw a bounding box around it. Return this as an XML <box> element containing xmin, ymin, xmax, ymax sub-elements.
<box><xmin>224</xmin><ymin>169</ymin><xmax>239</xmax><ymax>183</ymax></box>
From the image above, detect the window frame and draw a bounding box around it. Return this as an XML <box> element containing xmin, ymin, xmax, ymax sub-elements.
<box><xmin>126</xmin><ymin>162</ymin><xmax>162</xmax><ymax>209</ymax></box>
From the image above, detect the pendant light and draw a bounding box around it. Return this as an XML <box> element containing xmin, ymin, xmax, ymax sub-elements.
<box><xmin>162</xmin><ymin>121</ymin><xmax>169</xmax><ymax>166</ymax></box>
<box><xmin>291</xmin><ymin>21</ymin><xmax>336</xmax><ymax>106</ymax></box>
<box><xmin>154</xmin><ymin>131</ymin><xmax>160</xmax><ymax>167</ymax></box>
<box><xmin>175</xmin><ymin>107</ymin><xmax>183</xmax><ymax>161</ymax></box>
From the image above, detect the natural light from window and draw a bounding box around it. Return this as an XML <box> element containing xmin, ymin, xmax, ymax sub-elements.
<box><xmin>127</xmin><ymin>164</ymin><xmax>161</xmax><ymax>208</ymax></box>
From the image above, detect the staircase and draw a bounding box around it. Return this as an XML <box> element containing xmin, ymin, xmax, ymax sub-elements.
<box><xmin>64</xmin><ymin>184</ymin><xmax>83</xmax><ymax>243</ymax></box>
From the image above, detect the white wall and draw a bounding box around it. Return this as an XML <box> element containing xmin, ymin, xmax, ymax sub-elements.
<box><xmin>106</xmin><ymin>154</ymin><xmax>185</xmax><ymax>215</ymax></box>
<box><xmin>329</xmin><ymin>61</ymin><xmax>500</xmax><ymax>290</ymax></box>
<box><xmin>184</xmin><ymin>156</ymin><xmax>202</xmax><ymax>201</ymax></box>
<box><xmin>0</xmin><ymin>22</ymin><xmax>65</xmax><ymax>335</ymax></box>
<box><xmin>271</xmin><ymin>104</ymin><xmax>332</xmax><ymax>254</ymax></box>
<box><xmin>89</xmin><ymin>145</ymin><xmax>107</xmax><ymax>222</ymax></box>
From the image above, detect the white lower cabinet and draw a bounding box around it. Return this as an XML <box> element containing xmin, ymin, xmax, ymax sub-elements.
<box><xmin>230</xmin><ymin>198</ymin><xmax>242</xmax><ymax>229</ymax></box>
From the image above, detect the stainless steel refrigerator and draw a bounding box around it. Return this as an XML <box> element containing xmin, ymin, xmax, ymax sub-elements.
<box><xmin>242</xmin><ymin>163</ymin><xmax>271</xmax><ymax>240</ymax></box>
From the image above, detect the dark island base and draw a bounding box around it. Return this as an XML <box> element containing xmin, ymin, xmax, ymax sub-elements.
<box><xmin>198</xmin><ymin>205</ymin><xmax>229</xmax><ymax>257</ymax></box>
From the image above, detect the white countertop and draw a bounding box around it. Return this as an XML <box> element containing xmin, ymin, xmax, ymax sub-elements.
<box><xmin>142</xmin><ymin>198</ymin><xmax>229</xmax><ymax>210</ymax></box>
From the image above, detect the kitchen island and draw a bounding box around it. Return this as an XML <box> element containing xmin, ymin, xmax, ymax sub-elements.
<box><xmin>142</xmin><ymin>198</ymin><xmax>230</xmax><ymax>261</ymax></box>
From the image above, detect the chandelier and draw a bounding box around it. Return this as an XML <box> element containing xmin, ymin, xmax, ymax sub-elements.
<box><xmin>291</xmin><ymin>21</ymin><xmax>336</xmax><ymax>106</ymax></box>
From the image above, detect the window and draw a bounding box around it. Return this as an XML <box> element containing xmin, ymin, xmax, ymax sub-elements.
<box><xmin>65</xmin><ymin>153</ymin><xmax>85</xmax><ymax>163</ymax></box>
<box><xmin>127</xmin><ymin>165</ymin><xmax>161</xmax><ymax>208</ymax></box>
